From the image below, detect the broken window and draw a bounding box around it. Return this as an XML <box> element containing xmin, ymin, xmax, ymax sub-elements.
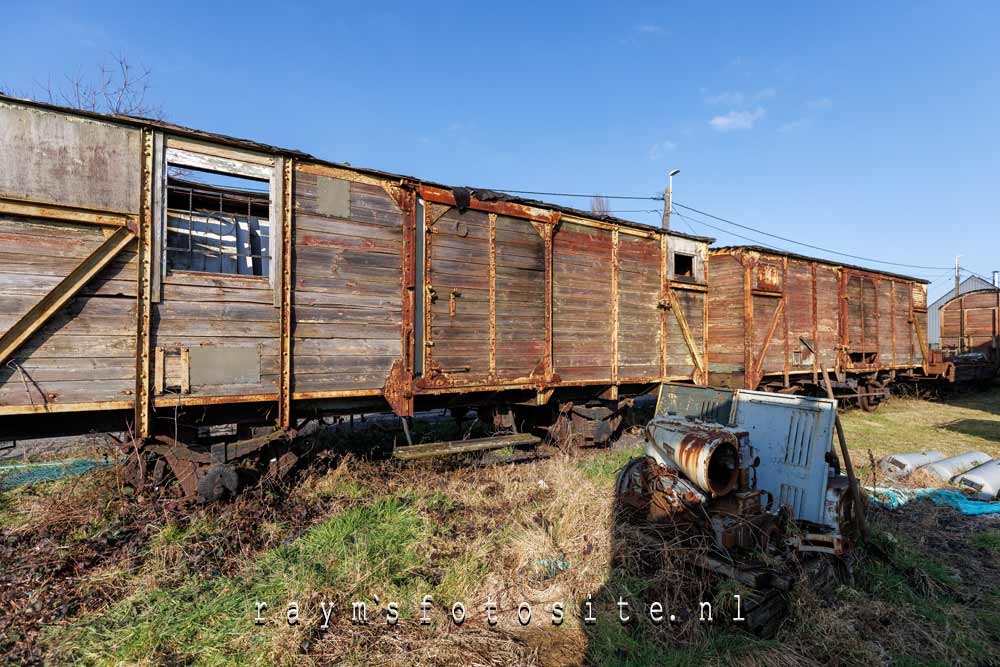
<box><xmin>673</xmin><ymin>252</ymin><xmax>695</xmax><ymax>278</ymax></box>
<box><xmin>165</xmin><ymin>167</ymin><xmax>271</xmax><ymax>276</ymax></box>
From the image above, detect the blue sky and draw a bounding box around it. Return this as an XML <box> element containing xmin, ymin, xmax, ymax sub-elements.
<box><xmin>3</xmin><ymin>1</ymin><xmax>998</xmax><ymax>301</ymax></box>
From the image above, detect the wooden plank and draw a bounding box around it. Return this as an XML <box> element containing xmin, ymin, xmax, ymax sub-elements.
<box><xmin>165</xmin><ymin>147</ymin><xmax>272</xmax><ymax>180</ymax></box>
<box><xmin>0</xmin><ymin>198</ymin><xmax>132</xmax><ymax>227</ymax></box>
<box><xmin>393</xmin><ymin>432</ymin><xmax>540</xmax><ymax>460</ymax></box>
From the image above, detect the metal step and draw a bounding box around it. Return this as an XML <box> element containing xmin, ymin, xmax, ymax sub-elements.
<box><xmin>393</xmin><ymin>432</ymin><xmax>540</xmax><ymax>461</ymax></box>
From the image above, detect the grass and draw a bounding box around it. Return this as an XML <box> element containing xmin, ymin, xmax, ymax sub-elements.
<box><xmin>5</xmin><ymin>389</ymin><xmax>1000</xmax><ymax>666</ymax></box>
<box><xmin>840</xmin><ymin>385</ymin><xmax>1000</xmax><ymax>462</ymax></box>
<box><xmin>52</xmin><ymin>497</ymin><xmax>433</xmax><ymax>666</ymax></box>
<box><xmin>577</xmin><ymin>444</ymin><xmax>643</xmax><ymax>482</ymax></box>
<box><xmin>973</xmin><ymin>529</ymin><xmax>1000</xmax><ymax>553</ymax></box>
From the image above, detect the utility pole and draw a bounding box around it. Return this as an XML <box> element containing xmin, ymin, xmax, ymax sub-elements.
<box><xmin>955</xmin><ymin>255</ymin><xmax>961</xmax><ymax>295</ymax></box>
<box><xmin>661</xmin><ymin>169</ymin><xmax>680</xmax><ymax>229</ymax></box>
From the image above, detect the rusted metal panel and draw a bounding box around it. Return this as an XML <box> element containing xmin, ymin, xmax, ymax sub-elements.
<box><xmin>755</xmin><ymin>261</ymin><xmax>782</xmax><ymax>292</ymax></box>
<box><xmin>419</xmin><ymin>185</ymin><xmax>559</xmax><ymax>225</ymax></box>
<box><xmin>0</xmin><ymin>100</ymin><xmax>141</xmax><ymax>215</ymax></box>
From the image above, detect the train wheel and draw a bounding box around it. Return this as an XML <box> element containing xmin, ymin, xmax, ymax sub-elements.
<box><xmin>859</xmin><ymin>384</ymin><xmax>881</xmax><ymax>412</ymax></box>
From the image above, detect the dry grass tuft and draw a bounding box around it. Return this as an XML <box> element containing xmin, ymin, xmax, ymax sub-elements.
<box><xmin>315</xmin><ymin>620</ymin><xmax>539</xmax><ymax>667</ymax></box>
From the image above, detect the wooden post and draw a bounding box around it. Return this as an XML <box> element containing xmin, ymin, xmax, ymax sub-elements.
<box><xmin>611</xmin><ymin>227</ymin><xmax>619</xmax><ymax>388</ymax></box>
<box><xmin>134</xmin><ymin>128</ymin><xmax>155</xmax><ymax>438</ymax></box>
<box><xmin>277</xmin><ymin>158</ymin><xmax>294</xmax><ymax>429</ymax></box>
<box><xmin>488</xmin><ymin>212</ymin><xmax>497</xmax><ymax>376</ymax></box>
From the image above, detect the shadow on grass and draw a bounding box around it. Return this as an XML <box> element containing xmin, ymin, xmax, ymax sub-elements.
<box><xmin>935</xmin><ymin>383</ymin><xmax>1000</xmax><ymax>415</ymax></box>
<box><xmin>579</xmin><ymin>474</ymin><xmax>768</xmax><ymax>667</ymax></box>
<box><xmin>940</xmin><ymin>418</ymin><xmax>1000</xmax><ymax>442</ymax></box>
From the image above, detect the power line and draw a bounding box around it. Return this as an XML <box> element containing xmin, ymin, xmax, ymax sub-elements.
<box><xmin>671</xmin><ymin>208</ymin><xmax>766</xmax><ymax>246</ymax></box>
<box><xmin>672</xmin><ymin>201</ymin><xmax>953</xmax><ymax>272</ymax></box>
<box><xmin>960</xmin><ymin>267</ymin><xmax>999</xmax><ymax>286</ymax></box>
<box><xmin>674</xmin><ymin>208</ymin><xmax>945</xmax><ymax>281</ymax></box>
<box><xmin>488</xmin><ymin>185</ymin><xmax>956</xmax><ymax>273</ymax></box>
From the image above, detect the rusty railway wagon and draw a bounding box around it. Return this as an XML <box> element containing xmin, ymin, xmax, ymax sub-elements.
<box><xmin>936</xmin><ymin>287</ymin><xmax>1000</xmax><ymax>381</ymax></box>
<box><xmin>706</xmin><ymin>246</ymin><xmax>960</xmax><ymax>409</ymax></box>
<box><xmin>0</xmin><ymin>96</ymin><xmax>713</xmax><ymax>495</ymax></box>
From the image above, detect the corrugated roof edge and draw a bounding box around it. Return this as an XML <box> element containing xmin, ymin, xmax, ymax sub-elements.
<box><xmin>712</xmin><ymin>245</ymin><xmax>929</xmax><ymax>284</ymax></box>
<box><xmin>0</xmin><ymin>94</ymin><xmax>713</xmax><ymax>244</ymax></box>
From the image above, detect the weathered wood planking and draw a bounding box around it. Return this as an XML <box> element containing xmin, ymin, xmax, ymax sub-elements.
<box><xmin>0</xmin><ymin>101</ymin><xmax>140</xmax><ymax>215</ymax></box>
<box><xmin>706</xmin><ymin>252</ymin><xmax>746</xmax><ymax>382</ymax></box>
<box><xmin>291</xmin><ymin>170</ymin><xmax>403</xmax><ymax>392</ymax></box>
<box><xmin>153</xmin><ymin>269</ymin><xmax>278</xmax><ymax>396</ymax></box>
<box><xmin>428</xmin><ymin>208</ymin><xmax>491</xmax><ymax>376</ymax></box>
<box><xmin>0</xmin><ymin>216</ymin><xmax>138</xmax><ymax>409</ymax></box>
<box><xmin>617</xmin><ymin>233</ymin><xmax>660</xmax><ymax>380</ymax></box>
<box><xmin>878</xmin><ymin>279</ymin><xmax>895</xmax><ymax>364</ymax></box>
<box><xmin>494</xmin><ymin>214</ymin><xmax>545</xmax><ymax>379</ymax></box>
<box><xmin>553</xmin><ymin>222</ymin><xmax>613</xmax><ymax>381</ymax></box>
<box><xmin>667</xmin><ymin>289</ymin><xmax>705</xmax><ymax>379</ymax></box>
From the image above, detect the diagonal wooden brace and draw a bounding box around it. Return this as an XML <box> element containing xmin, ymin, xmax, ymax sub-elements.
<box><xmin>0</xmin><ymin>226</ymin><xmax>136</xmax><ymax>367</ymax></box>
<box><xmin>751</xmin><ymin>298</ymin><xmax>785</xmax><ymax>384</ymax></box>
<box><xmin>668</xmin><ymin>290</ymin><xmax>706</xmax><ymax>380</ymax></box>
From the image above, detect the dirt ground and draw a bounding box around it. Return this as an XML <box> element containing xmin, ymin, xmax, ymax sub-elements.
<box><xmin>1</xmin><ymin>388</ymin><xmax>999</xmax><ymax>666</ymax></box>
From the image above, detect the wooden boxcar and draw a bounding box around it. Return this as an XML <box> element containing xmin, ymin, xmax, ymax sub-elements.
<box><xmin>0</xmin><ymin>96</ymin><xmax>712</xmax><ymax>468</ymax></box>
<box><xmin>938</xmin><ymin>288</ymin><xmax>1000</xmax><ymax>373</ymax></box>
<box><xmin>706</xmin><ymin>246</ymin><xmax>954</xmax><ymax>405</ymax></box>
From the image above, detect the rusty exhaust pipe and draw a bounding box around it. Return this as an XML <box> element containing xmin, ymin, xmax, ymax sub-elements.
<box><xmin>644</xmin><ymin>418</ymin><xmax>741</xmax><ymax>497</ymax></box>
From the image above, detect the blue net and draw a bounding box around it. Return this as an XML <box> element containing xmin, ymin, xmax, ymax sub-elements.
<box><xmin>865</xmin><ymin>485</ymin><xmax>1000</xmax><ymax>516</ymax></box>
<box><xmin>0</xmin><ymin>459</ymin><xmax>111</xmax><ymax>489</ymax></box>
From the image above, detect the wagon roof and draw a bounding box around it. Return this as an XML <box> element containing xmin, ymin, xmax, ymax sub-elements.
<box><xmin>0</xmin><ymin>94</ymin><xmax>713</xmax><ymax>244</ymax></box>
<box><xmin>712</xmin><ymin>245</ymin><xmax>929</xmax><ymax>284</ymax></box>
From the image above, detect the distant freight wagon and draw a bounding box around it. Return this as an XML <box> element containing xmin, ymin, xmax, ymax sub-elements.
<box><xmin>706</xmin><ymin>246</ymin><xmax>968</xmax><ymax>409</ymax></box>
<box><xmin>936</xmin><ymin>287</ymin><xmax>1000</xmax><ymax>381</ymax></box>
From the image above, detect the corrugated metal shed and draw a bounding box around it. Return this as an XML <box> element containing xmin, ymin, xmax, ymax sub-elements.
<box><xmin>929</xmin><ymin>275</ymin><xmax>997</xmax><ymax>346</ymax></box>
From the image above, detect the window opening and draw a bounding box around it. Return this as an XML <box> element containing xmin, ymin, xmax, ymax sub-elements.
<box><xmin>165</xmin><ymin>166</ymin><xmax>271</xmax><ymax>276</ymax></box>
<box><xmin>674</xmin><ymin>252</ymin><xmax>695</xmax><ymax>278</ymax></box>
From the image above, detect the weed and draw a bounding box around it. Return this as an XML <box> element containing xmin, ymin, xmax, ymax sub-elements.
<box><xmin>973</xmin><ymin>529</ymin><xmax>1000</xmax><ymax>553</ymax></box>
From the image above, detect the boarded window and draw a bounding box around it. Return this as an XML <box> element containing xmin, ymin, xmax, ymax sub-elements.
<box><xmin>166</xmin><ymin>168</ymin><xmax>271</xmax><ymax>276</ymax></box>
<box><xmin>756</xmin><ymin>262</ymin><xmax>782</xmax><ymax>291</ymax></box>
